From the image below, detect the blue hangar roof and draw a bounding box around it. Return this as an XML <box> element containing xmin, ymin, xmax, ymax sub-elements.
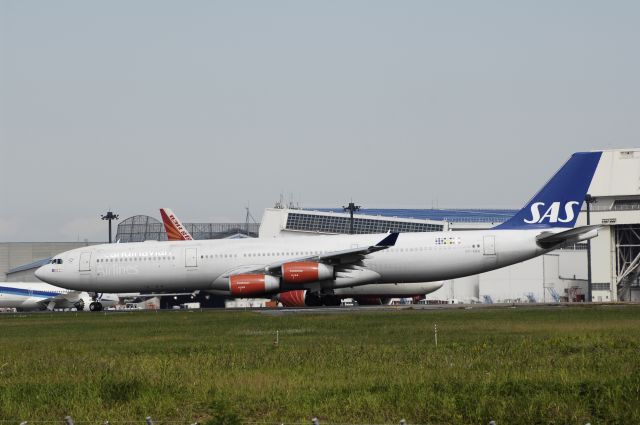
<box><xmin>308</xmin><ymin>208</ymin><xmax>517</xmax><ymax>223</ymax></box>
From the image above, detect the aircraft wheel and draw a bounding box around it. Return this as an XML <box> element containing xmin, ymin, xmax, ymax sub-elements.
<box><xmin>89</xmin><ymin>302</ymin><xmax>103</xmax><ymax>312</ymax></box>
<box><xmin>305</xmin><ymin>292</ymin><xmax>322</xmax><ymax>307</ymax></box>
<box><xmin>321</xmin><ymin>294</ymin><xmax>340</xmax><ymax>307</ymax></box>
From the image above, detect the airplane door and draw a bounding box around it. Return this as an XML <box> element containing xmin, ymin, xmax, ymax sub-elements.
<box><xmin>185</xmin><ymin>248</ymin><xmax>198</xmax><ymax>268</ymax></box>
<box><xmin>79</xmin><ymin>252</ymin><xmax>92</xmax><ymax>271</ymax></box>
<box><xmin>483</xmin><ymin>236</ymin><xmax>496</xmax><ymax>256</ymax></box>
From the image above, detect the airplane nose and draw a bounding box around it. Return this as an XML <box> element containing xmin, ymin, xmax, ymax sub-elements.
<box><xmin>35</xmin><ymin>266</ymin><xmax>46</xmax><ymax>281</ymax></box>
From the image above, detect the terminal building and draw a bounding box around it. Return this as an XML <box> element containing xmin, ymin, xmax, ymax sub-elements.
<box><xmin>2</xmin><ymin>149</ymin><xmax>639</xmax><ymax>304</ymax></box>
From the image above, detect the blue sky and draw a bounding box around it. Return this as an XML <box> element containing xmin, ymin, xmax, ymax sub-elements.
<box><xmin>1</xmin><ymin>1</ymin><xmax>639</xmax><ymax>241</ymax></box>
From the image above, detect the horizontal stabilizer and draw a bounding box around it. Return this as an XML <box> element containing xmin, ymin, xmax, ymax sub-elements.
<box><xmin>536</xmin><ymin>225</ymin><xmax>601</xmax><ymax>249</ymax></box>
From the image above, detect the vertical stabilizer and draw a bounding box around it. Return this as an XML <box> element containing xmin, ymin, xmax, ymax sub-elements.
<box><xmin>496</xmin><ymin>152</ymin><xmax>602</xmax><ymax>229</ymax></box>
<box><xmin>160</xmin><ymin>208</ymin><xmax>194</xmax><ymax>240</ymax></box>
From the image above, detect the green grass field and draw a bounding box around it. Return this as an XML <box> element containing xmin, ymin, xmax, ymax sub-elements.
<box><xmin>1</xmin><ymin>305</ymin><xmax>639</xmax><ymax>425</ymax></box>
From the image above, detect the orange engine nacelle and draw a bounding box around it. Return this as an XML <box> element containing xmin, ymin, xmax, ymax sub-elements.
<box><xmin>278</xmin><ymin>290</ymin><xmax>307</xmax><ymax>307</ymax></box>
<box><xmin>229</xmin><ymin>274</ymin><xmax>280</xmax><ymax>296</ymax></box>
<box><xmin>282</xmin><ymin>262</ymin><xmax>333</xmax><ymax>284</ymax></box>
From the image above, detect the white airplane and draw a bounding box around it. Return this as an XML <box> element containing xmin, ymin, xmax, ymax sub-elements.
<box><xmin>0</xmin><ymin>281</ymin><xmax>118</xmax><ymax>312</ymax></box>
<box><xmin>160</xmin><ymin>207</ymin><xmax>443</xmax><ymax>306</ymax></box>
<box><xmin>36</xmin><ymin>151</ymin><xmax>603</xmax><ymax>311</ymax></box>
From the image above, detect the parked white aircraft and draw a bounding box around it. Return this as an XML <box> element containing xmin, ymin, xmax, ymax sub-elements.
<box><xmin>159</xmin><ymin>207</ymin><xmax>444</xmax><ymax>306</ymax></box>
<box><xmin>36</xmin><ymin>152</ymin><xmax>603</xmax><ymax>310</ymax></box>
<box><xmin>0</xmin><ymin>281</ymin><xmax>118</xmax><ymax>312</ymax></box>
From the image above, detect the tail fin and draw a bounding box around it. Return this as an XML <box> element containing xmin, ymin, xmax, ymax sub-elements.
<box><xmin>160</xmin><ymin>208</ymin><xmax>194</xmax><ymax>241</ymax></box>
<box><xmin>495</xmin><ymin>152</ymin><xmax>602</xmax><ymax>229</ymax></box>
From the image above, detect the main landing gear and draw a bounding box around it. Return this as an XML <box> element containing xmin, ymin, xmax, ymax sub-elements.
<box><xmin>89</xmin><ymin>293</ymin><xmax>103</xmax><ymax>312</ymax></box>
<box><xmin>306</xmin><ymin>291</ymin><xmax>341</xmax><ymax>307</ymax></box>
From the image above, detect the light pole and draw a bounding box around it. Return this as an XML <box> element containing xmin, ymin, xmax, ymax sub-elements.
<box><xmin>343</xmin><ymin>202</ymin><xmax>361</xmax><ymax>235</ymax></box>
<box><xmin>101</xmin><ymin>211</ymin><xmax>119</xmax><ymax>243</ymax></box>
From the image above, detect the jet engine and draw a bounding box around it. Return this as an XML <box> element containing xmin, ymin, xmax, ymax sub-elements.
<box><xmin>282</xmin><ymin>262</ymin><xmax>333</xmax><ymax>284</ymax></box>
<box><xmin>277</xmin><ymin>290</ymin><xmax>307</xmax><ymax>307</ymax></box>
<box><xmin>229</xmin><ymin>274</ymin><xmax>280</xmax><ymax>296</ymax></box>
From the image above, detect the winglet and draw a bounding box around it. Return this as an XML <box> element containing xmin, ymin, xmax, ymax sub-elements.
<box><xmin>160</xmin><ymin>208</ymin><xmax>194</xmax><ymax>241</ymax></box>
<box><xmin>376</xmin><ymin>232</ymin><xmax>399</xmax><ymax>247</ymax></box>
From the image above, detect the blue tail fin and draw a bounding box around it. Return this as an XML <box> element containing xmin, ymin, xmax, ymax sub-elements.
<box><xmin>495</xmin><ymin>152</ymin><xmax>602</xmax><ymax>229</ymax></box>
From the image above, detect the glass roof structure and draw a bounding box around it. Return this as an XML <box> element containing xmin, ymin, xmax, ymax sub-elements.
<box><xmin>286</xmin><ymin>211</ymin><xmax>444</xmax><ymax>234</ymax></box>
<box><xmin>116</xmin><ymin>215</ymin><xmax>259</xmax><ymax>243</ymax></box>
<box><xmin>311</xmin><ymin>208</ymin><xmax>517</xmax><ymax>224</ymax></box>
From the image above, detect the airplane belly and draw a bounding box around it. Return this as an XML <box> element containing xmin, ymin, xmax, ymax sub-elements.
<box><xmin>335</xmin><ymin>282</ymin><xmax>442</xmax><ymax>297</ymax></box>
<box><xmin>378</xmin><ymin>250</ymin><xmax>488</xmax><ymax>283</ymax></box>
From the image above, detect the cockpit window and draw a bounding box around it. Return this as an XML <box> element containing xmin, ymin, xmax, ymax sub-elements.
<box><xmin>49</xmin><ymin>259</ymin><xmax>63</xmax><ymax>264</ymax></box>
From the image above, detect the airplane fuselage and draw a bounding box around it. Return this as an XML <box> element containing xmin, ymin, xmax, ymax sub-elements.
<box><xmin>36</xmin><ymin>229</ymin><xmax>549</xmax><ymax>293</ymax></box>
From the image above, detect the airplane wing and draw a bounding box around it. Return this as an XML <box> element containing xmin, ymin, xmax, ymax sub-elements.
<box><xmin>536</xmin><ymin>225</ymin><xmax>601</xmax><ymax>249</ymax></box>
<box><xmin>218</xmin><ymin>233</ymin><xmax>399</xmax><ymax>278</ymax></box>
<box><xmin>265</xmin><ymin>232</ymin><xmax>399</xmax><ymax>271</ymax></box>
